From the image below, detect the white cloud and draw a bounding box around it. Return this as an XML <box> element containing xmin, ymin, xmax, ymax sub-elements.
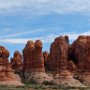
<box><xmin>0</xmin><ymin>0</ymin><xmax>90</xmax><ymax>15</ymax></box>
<box><xmin>0</xmin><ymin>29</ymin><xmax>45</xmax><ymax>39</ymax></box>
<box><xmin>0</xmin><ymin>30</ymin><xmax>90</xmax><ymax>44</ymax></box>
<box><xmin>0</xmin><ymin>35</ymin><xmax>56</xmax><ymax>44</ymax></box>
<box><xmin>64</xmin><ymin>30</ymin><xmax>90</xmax><ymax>40</ymax></box>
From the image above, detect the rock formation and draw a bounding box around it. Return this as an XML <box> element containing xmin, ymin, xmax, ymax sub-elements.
<box><xmin>43</xmin><ymin>51</ymin><xmax>49</xmax><ymax>71</ymax></box>
<box><xmin>23</xmin><ymin>40</ymin><xmax>45</xmax><ymax>72</ymax></box>
<box><xmin>10</xmin><ymin>50</ymin><xmax>23</xmax><ymax>73</ymax></box>
<box><xmin>46</xmin><ymin>36</ymin><xmax>69</xmax><ymax>72</ymax></box>
<box><xmin>67</xmin><ymin>60</ymin><xmax>78</xmax><ymax>74</ymax></box>
<box><xmin>23</xmin><ymin>40</ymin><xmax>52</xmax><ymax>84</ymax></box>
<box><xmin>0</xmin><ymin>35</ymin><xmax>89</xmax><ymax>87</ymax></box>
<box><xmin>0</xmin><ymin>46</ymin><xmax>23</xmax><ymax>86</ymax></box>
<box><xmin>45</xmin><ymin>36</ymin><xmax>84</xmax><ymax>87</ymax></box>
<box><xmin>23</xmin><ymin>40</ymin><xmax>35</xmax><ymax>72</ymax></box>
<box><xmin>69</xmin><ymin>36</ymin><xmax>90</xmax><ymax>86</ymax></box>
<box><xmin>43</xmin><ymin>51</ymin><xmax>49</xmax><ymax>61</ymax></box>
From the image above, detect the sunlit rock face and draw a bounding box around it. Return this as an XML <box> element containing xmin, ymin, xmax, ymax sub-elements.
<box><xmin>0</xmin><ymin>46</ymin><xmax>11</xmax><ymax>81</ymax></box>
<box><xmin>44</xmin><ymin>36</ymin><xmax>84</xmax><ymax>87</ymax></box>
<box><xmin>23</xmin><ymin>40</ymin><xmax>54</xmax><ymax>84</ymax></box>
<box><xmin>23</xmin><ymin>40</ymin><xmax>45</xmax><ymax>73</ymax></box>
<box><xmin>10</xmin><ymin>50</ymin><xmax>23</xmax><ymax>73</ymax></box>
<box><xmin>46</xmin><ymin>36</ymin><xmax>69</xmax><ymax>72</ymax></box>
<box><xmin>69</xmin><ymin>36</ymin><xmax>90</xmax><ymax>86</ymax></box>
<box><xmin>0</xmin><ymin>46</ymin><xmax>23</xmax><ymax>86</ymax></box>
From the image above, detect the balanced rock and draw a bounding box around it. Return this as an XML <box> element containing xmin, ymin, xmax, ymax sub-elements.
<box><xmin>10</xmin><ymin>51</ymin><xmax>23</xmax><ymax>73</ymax></box>
<box><xmin>0</xmin><ymin>46</ymin><xmax>23</xmax><ymax>86</ymax></box>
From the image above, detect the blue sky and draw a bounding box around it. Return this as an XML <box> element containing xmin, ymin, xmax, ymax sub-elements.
<box><xmin>0</xmin><ymin>0</ymin><xmax>90</xmax><ymax>58</ymax></box>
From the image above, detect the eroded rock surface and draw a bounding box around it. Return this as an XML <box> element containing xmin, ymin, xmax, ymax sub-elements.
<box><xmin>45</xmin><ymin>36</ymin><xmax>84</xmax><ymax>86</ymax></box>
<box><xmin>0</xmin><ymin>46</ymin><xmax>23</xmax><ymax>86</ymax></box>
<box><xmin>43</xmin><ymin>51</ymin><xmax>49</xmax><ymax>62</ymax></box>
<box><xmin>23</xmin><ymin>40</ymin><xmax>45</xmax><ymax>72</ymax></box>
<box><xmin>23</xmin><ymin>40</ymin><xmax>52</xmax><ymax>83</ymax></box>
<box><xmin>10</xmin><ymin>50</ymin><xmax>23</xmax><ymax>73</ymax></box>
<box><xmin>46</xmin><ymin>36</ymin><xmax>69</xmax><ymax>72</ymax></box>
<box><xmin>69</xmin><ymin>36</ymin><xmax>90</xmax><ymax>85</ymax></box>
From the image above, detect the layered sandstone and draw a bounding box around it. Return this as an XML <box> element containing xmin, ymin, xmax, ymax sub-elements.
<box><xmin>69</xmin><ymin>36</ymin><xmax>90</xmax><ymax>85</ymax></box>
<box><xmin>10</xmin><ymin>50</ymin><xmax>23</xmax><ymax>73</ymax></box>
<box><xmin>23</xmin><ymin>40</ymin><xmax>45</xmax><ymax>72</ymax></box>
<box><xmin>23</xmin><ymin>40</ymin><xmax>53</xmax><ymax>83</ymax></box>
<box><xmin>46</xmin><ymin>36</ymin><xmax>69</xmax><ymax>72</ymax></box>
<box><xmin>45</xmin><ymin>36</ymin><xmax>84</xmax><ymax>86</ymax></box>
<box><xmin>43</xmin><ymin>51</ymin><xmax>49</xmax><ymax>71</ymax></box>
<box><xmin>43</xmin><ymin>51</ymin><xmax>49</xmax><ymax>62</ymax></box>
<box><xmin>67</xmin><ymin>60</ymin><xmax>78</xmax><ymax>74</ymax></box>
<box><xmin>0</xmin><ymin>46</ymin><xmax>23</xmax><ymax>86</ymax></box>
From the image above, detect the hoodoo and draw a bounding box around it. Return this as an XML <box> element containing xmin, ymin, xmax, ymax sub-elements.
<box><xmin>69</xmin><ymin>36</ymin><xmax>90</xmax><ymax>86</ymax></box>
<box><xmin>23</xmin><ymin>40</ymin><xmax>52</xmax><ymax>84</ymax></box>
<box><xmin>10</xmin><ymin>50</ymin><xmax>23</xmax><ymax>73</ymax></box>
<box><xmin>0</xmin><ymin>46</ymin><xmax>23</xmax><ymax>86</ymax></box>
<box><xmin>45</xmin><ymin>36</ymin><xmax>83</xmax><ymax>87</ymax></box>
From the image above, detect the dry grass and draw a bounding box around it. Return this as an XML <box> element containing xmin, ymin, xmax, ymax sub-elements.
<box><xmin>0</xmin><ymin>84</ymin><xmax>90</xmax><ymax>90</ymax></box>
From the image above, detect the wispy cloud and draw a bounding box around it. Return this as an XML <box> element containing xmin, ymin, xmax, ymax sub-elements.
<box><xmin>0</xmin><ymin>29</ymin><xmax>45</xmax><ymax>39</ymax></box>
<box><xmin>0</xmin><ymin>0</ymin><xmax>90</xmax><ymax>15</ymax></box>
<box><xmin>0</xmin><ymin>35</ymin><xmax>56</xmax><ymax>44</ymax></box>
<box><xmin>0</xmin><ymin>30</ymin><xmax>90</xmax><ymax>44</ymax></box>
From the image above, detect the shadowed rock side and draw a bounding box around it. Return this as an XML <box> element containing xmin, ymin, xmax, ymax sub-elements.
<box><xmin>69</xmin><ymin>36</ymin><xmax>90</xmax><ymax>86</ymax></box>
<box><xmin>45</xmin><ymin>36</ymin><xmax>84</xmax><ymax>87</ymax></box>
<box><xmin>43</xmin><ymin>51</ymin><xmax>49</xmax><ymax>71</ymax></box>
<box><xmin>0</xmin><ymin>46</ymin><xmax>23</xmax><ymax>86</ymax></box>
<box><xmin>67</xmin><ymin>60</ymin><xmax>78</xmax><ymax>74</ymax></box>
<box><xmin>43</xmin><ymin>51</ymin><xmax>49</xmax><ymax>62</ymax></box>
<box><xmin>23</xmin><ymin>40</ymin><xmax>53</xmax><ymax>84</ymax></box>
<box><xmin>10</xmin><ymin>50</ymin><xmax>23</xmax><ymax>73</ymax></box>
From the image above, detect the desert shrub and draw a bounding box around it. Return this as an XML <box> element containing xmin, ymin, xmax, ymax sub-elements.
<box><xmin>43</xmin><ymin>81</ymin><xmax>54</xmax><ymax>85</ymax></box>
